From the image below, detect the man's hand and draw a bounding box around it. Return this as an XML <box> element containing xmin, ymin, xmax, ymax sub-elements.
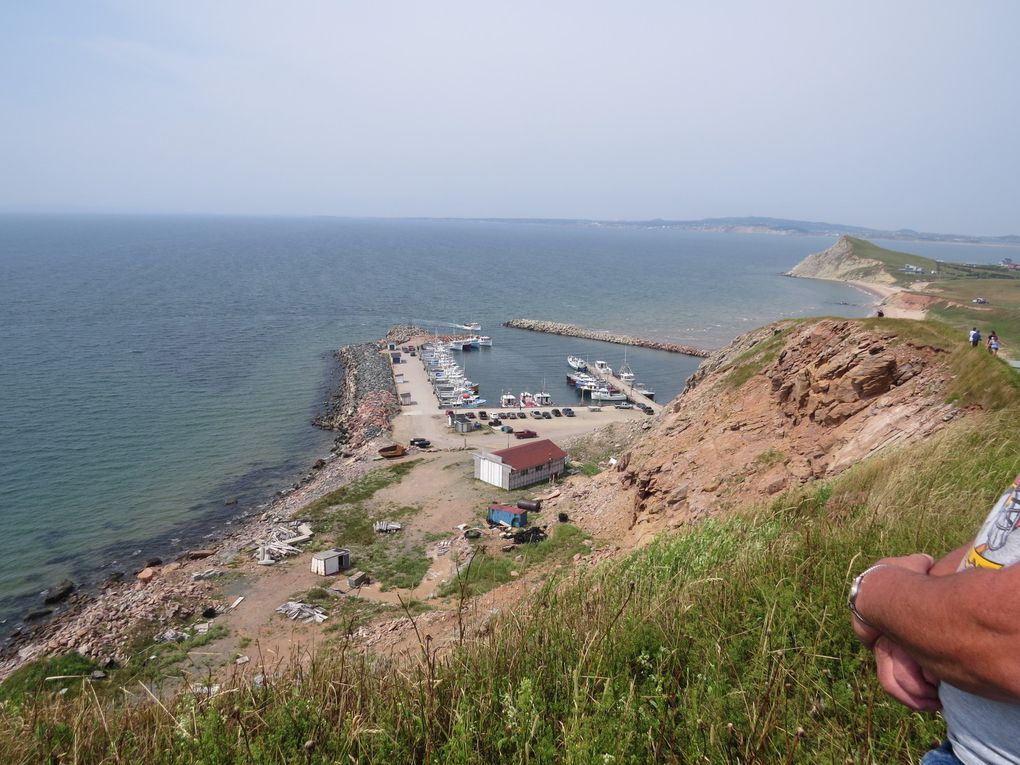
<box><xmin>873</xmin><ymin>636</ymin><xmax>942</xmax><ymax>711</ymax></box>
<box><xmin>851</xmin><ymin>553</ymin><xmax>934</xmax><ymax>646</ymax></box>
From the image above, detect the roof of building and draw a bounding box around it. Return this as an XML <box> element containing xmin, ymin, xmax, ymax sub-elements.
<box><xmin>489</xmin><ymin>439</ymin><xmax>567</xmax><ymax>471</ymax></box>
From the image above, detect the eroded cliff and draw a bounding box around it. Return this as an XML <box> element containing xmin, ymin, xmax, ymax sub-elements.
<box><xmin>566</xmin><ymin>319</ymin><xmax>962</xmax><ymax>542</ymax></box>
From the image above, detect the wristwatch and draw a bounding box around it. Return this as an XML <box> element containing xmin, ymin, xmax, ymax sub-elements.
<box><xmin>848</xmin><ymin>563</ymin><xmax>890</xmax><ymax>628</ymax></box>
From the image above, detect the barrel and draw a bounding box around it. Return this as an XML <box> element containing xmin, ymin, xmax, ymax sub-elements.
<box><xmin>517</xmin><ymin>499</ymin><xmax>541</xmax><ymax>512</ymax></box>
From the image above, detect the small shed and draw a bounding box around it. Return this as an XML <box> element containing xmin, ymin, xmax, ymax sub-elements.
<box><xmin>347</xmin><ymin>570</ymin><xmax>369</xmax><ymax>588</ymax></box>
<box><xmin>311</xmin><ymin>548</ymin><xmax>351</xmax><ymax>576</ymax></box>
<box><xmin>488</xmin><ymin>504</ymin><xmax>528</xmax><ymax>528</ymax></box>
<box><xmin>390</xmin><ymin>352</ymin><xmax>402</xmax><ymax>364</ymax></box>
<box><xmin>454</xmin><ymin>417</ymin><xmax>473</xmax><ymax>434</ymax></box>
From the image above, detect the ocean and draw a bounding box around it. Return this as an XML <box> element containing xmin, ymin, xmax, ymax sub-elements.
<box><xmin>4</xmin><ymin>214</ymin><xmax>990</xmax><ymax>631</ymax></box>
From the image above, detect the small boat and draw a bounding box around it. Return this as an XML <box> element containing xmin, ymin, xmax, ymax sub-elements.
<box><xmin>478</xmin><ymin>336</ymin><xmax>493</xmax><ymax>346</ymax></box>
<box><xmin>378</xmin><ymin>444</ymin><xmax>407</xmax><ymax>459</ymax></box>
<box><xmin>593</xmin><ymin>360</ymin><xmax>613</xmax><ymax>376</ymax></box>
<box><xmin>618</xmin><ymin>352</ymin><xmax>635</xmax><ymax>382</ymax></box>
<box><xmin>634</xmin><ymin>382</ymin><xmax>656</xmax><ymax>400</ymax></box>
<box><xmin>567</xmin><ymin>355</ymin><xmax>588</xmax><ymax>371</ymax></box>
<box><xmin>501</xmin><ymin>391</ymin><xmax>519</xmax><ymax>408</ymax></box>
<box><xmin>534</xmin><ymin>390</ymin><xmax>552</xmax><ymax>406</ymax></box>
<box><xmin>457</xmin><ymin>322</ymin><xmax>482</xmax><ymax>331</ymax></box>
<box><xmin>591</xmin><ymin>387</ymin><xmax>627</xmax><ymax>402</ymax></box>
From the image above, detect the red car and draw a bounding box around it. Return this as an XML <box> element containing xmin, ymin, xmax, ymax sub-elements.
<box><xmin>515</xmin><ymin>429</ymin><xmax>538</xmax><ymax>439</ymax></box>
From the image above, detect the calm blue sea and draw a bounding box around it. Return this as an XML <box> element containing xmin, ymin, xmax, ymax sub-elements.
<box><xmin>3</xmin><ymin>214</ymin><xmax>962</xmax><ymax>631</ymax></box>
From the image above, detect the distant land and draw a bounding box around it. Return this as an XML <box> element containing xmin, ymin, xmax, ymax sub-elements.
<box><xmin>449</xmin><ymin>215</ymin><xmax>1020</xmax><ymax>245</ymax></box>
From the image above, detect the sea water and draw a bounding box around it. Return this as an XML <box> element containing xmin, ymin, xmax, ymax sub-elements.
<box><xmin>1</xmin><ymin>215</ymin><xmax>879</xmax><ymax>627</ymax></box>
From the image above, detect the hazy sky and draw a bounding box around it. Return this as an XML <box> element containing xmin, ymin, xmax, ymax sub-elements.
<box><xmin>2</xmin><ymin>1</ymin><xmax>1018</xmax><ymax>234</ymax></box>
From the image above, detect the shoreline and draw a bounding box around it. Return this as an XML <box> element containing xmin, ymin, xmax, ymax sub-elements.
<box><xmin>790</xmin><ymin>273</ymin><xmax>930</xmax><ymax>321</ymax></box>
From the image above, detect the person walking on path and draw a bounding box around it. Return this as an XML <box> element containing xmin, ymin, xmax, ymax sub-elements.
<box><xmin>987</xmin><ymin>331</ymin><xmax>1001</xmax><ymax>355</ymax></box>
<box><xmin>969</xmin><ymin>327</ymin><xmax>981</xmax><ymax>348</ymax></box>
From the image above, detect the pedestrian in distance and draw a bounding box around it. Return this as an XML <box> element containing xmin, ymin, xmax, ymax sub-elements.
<box><xmin>969</xmin><ymin>327</ymin><xmax>981</xmax><ymax>348</ymax></box>
<box><xmin>987</xmin><ymin>331</ymin><xmax>1000</xmax><ymax>355</ymax></box>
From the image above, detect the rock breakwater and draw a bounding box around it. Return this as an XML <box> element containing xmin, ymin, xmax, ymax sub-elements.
<box><xmin>504</xmin><ymin>319</ymin><xmax>711</xmax><ymax>358</ymax></box>
<box><xmin>314</xmin><ymin>343</ymin><xmax>399</xmax><ymax>447</ymax></box>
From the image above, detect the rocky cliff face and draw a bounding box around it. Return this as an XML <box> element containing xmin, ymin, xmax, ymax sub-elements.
<box><xmin>566</xmin><ymin>319</ymin><xmax>960</xmax><ymax>542</ymax></box>
<box><xmin>787</xmin><ymin>235</ymin><xmax>893</xmax><ymax>284</ymax></box>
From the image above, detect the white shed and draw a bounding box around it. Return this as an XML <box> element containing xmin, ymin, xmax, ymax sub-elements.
<box><xmin>311</xmin><ymin>548</ymin><xmax>351</xmax><ymax>576</ymax></box>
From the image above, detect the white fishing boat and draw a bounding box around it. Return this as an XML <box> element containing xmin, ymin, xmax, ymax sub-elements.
<box><xmin>593</xmin><ymin>360</ymin><xmax>613</xmax><ymax>376</ymax></box>
<box><xmin>478</xmin><ymin>335</ymin><xmax>493</xmax><ymax>346</ymax></box>
<box><xmin>591</xmin><ymin>387</ymin><xmax>627</xmax><ymax>402</ymax></box>
<box><xmin>519</xmin><ymin>391</ymin><xmax>537</xmax><ymax>407</ymax></box>
<box><xmin>634</xmin><ymin>382</ymin><xmax>656</xmax><ymax>400</ymax></box>
<box><xmin>534</xmin><ymin>390</ymin><xmax>552</xmax><ymax>406</ymax></box>
<box><xmin>618</xmin><ymin>351</ymin><xmax>635</xmax><ymax>382</ymax></box>
<box><xmin>500</xmin><ymin>391</ymin><xmax>519</xmax><ymax>408</ymax></box>
<box><xmin>457</xmin><ymin>322</ymin><xmax>482</xmax><ymax>331</ymax></box>
<box><xmin>567</xmin><ymin>355</ymin><xmax>588</xmax><ymax>372</ymax></box>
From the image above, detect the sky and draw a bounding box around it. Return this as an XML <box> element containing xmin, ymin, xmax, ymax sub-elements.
<box><xmin>1</xmin><ymin>1</ymin><xmax>1018</xmax><ymax>235</ymax></box>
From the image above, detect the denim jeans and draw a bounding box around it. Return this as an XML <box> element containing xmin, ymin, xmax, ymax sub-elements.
<box><xmin>921</xmin><ymin>741</ymin><xmax>964</xmax><ymax>765</ymax></box>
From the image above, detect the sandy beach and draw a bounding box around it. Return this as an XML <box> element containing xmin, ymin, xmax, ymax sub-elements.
<box><xmin>844</xmin><ymin>279</ymin><xmax>932</xmax><ymax>320</ymax></box>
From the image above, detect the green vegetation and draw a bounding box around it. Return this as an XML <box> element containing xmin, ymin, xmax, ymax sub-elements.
<box><xmin>574</xmin><ymin>460</ymin><xmax>601</xmax><ymax>476</ymax></box>
<box><xmin>299</xmin><ymin>461</ymin><xmax>431</xmax><ymax>590</ymax></box>
<box><xmin>4</xmin><ymin>406</ymin><xmax>1018</xmax><ymax>762</ymax></box>
<box><xmin>724</xmin><ymin>326</ymin><xmax>793</xmax><ymax>388</ymax></box>
<box><xmin>753</xmin><ymin>448</ymin><xmax>786</xmax><ymax>467</ymax></box>
<box><xmin>441</xmin><ymin>524</ymin><xmax>590</xmax><ymax>598</ymax></box>
<box><xmin>0</xmin><ymin>652</ymin><xmax>100</xmax><ymax>704</ymax></box>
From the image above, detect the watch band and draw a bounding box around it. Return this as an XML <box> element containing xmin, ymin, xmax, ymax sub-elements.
<box><xmin>848</xmin><ymin>563</ymin><xmax>891</xmax><ymax>628</ymax></box>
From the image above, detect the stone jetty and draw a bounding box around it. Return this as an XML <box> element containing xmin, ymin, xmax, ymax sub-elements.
<box><xmin>314</xmin><ymin>342</ymin><xmax>399</xmax><ymax>447</ymax></box>
<box><xmin>503</xmin><ymin>319</ymin><xmax>711</xmax><ymax>358</ymax></box>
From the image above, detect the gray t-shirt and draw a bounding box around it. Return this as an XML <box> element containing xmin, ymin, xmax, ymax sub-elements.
<box><xmin>939</xmin><ymin>477</ymin><xmax>1020</xmax><ymax>764</ymax></box>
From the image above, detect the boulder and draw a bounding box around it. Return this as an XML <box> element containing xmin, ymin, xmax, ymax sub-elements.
<box><xmin>136</xmin><ymin>567</ymin><xmax>157</xmax><ymax>583</ymax></box>
<box><xmin>43</xmin><ymin>579</ymin><xmax>75</xmax><ymax>604</ymax></box>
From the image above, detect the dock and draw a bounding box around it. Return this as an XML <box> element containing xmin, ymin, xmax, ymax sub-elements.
<box><xmin>588</xmin><ymin>370</ymin><xmax>663</xmax><ymax>412</ymax></box>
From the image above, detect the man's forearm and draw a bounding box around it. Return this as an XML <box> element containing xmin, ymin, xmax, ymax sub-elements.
<box><xmin>854</xmin><ymin>562</ymin><xmax>1020</xmax><ymax>700</ymax></box>
<box><xmin>928</xmin><ymin>543</ymin><xmax>969</xmax><ymax>577</ymax></box>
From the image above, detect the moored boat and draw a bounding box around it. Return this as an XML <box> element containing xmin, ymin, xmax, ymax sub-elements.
<box><xmin>567</xmin><ymin>355</ymin><xmax>588</xmax><ymax>371</ymax></box>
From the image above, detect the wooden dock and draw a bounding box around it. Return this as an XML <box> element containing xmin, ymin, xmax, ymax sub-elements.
<box><xmin>599</xmin><ymin>371</ymin><xmax>663</xmax><ymax>412</ymax></box>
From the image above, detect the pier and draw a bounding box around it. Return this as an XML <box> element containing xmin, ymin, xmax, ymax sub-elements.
<box><xmin>504</xmin><ymin>319</ymin><xmax>711</xmax><ymax>358</ymax></box>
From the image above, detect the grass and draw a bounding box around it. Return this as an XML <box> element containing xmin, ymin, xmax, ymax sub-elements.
<box><xmin>440</xmin><ymin>524</ymin><xmax>591</xmax><ymax>598</ymax></box>
<box><xmin>723</xmin><ymin>325</ymin><xmax>793</xmax><ymax>388</ymax></box>
<box><xmin>297</xmin><ymin>461</ymin><xmax>431</xmax><ymax>590</ymax></box>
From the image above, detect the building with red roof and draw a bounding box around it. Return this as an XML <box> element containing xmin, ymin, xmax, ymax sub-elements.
<box><xmin>473</xmin><ymin>438</ymin><xmax>567</xmax><ymax>490</ymax></box>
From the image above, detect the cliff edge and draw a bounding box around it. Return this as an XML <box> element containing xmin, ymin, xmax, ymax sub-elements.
<box><xmin>787</xmin><ymin>235</ymin><xmax>895</xmax><ymax>284</ymax></box>
<box><xmin>565</xmin><ymin>318</ymin><xmax>961</xmax><ymax>542</ymax></box>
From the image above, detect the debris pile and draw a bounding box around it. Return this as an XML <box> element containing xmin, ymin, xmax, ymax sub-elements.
<box><xmin>510</xmin><ymin>527</ymin><xmax>548</xmax><ymax>545</ymax></box>
<box><xmin>275</xmin><ymin>601</ymin><xmax>329</xmax><ymax>624</ymax></box>
<box><xmin>373</xmin><ymin>521</ymin><xmax>402</xmax><ymax>534</ymax></box>
<box><xmin>253</xmin><ymin>522</ymin><xmax>313</xmax><ymax>564</ymax></box>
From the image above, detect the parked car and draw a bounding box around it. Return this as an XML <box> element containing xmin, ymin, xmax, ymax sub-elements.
<box><xmin>500</xmin><ymin>425</ymin><xmax>514</xmax><ymax>433</ymax></box>
<box><xmin>562</xmin><ymin>407</ymin><xmax>575</xmax><ymax>417</ymax></box>
<box><xmin>478</xmin><ymin>411</ymin><xmax>488</xmax><ymax>420</ymax></box>
<box><xmin>465</xmin><ymin>412</ymin><xmax>476</xmax><ymax>419</ymax></box>
<box><xmin>551</xmin><ymin>408</ymin><xmax>562</xmax><ymax>417</ymax></box>
<box><xmin>515</xmin><ymin>429</ymin><xmax>538</xmax><ymax>439</ymax></box>
<box><xmin>490</xmin><ymin>418</ymin><xmax>502</xmax><ymax>426</ymax></box>
<box><xmin>541</xmin><ymin>411</ymin><xmax>552</xmax><ymax>419</ymax></box>
<box><xmin>643</xmin><ymin>407</ymin><xmax>655</xmax><ymax>415</ymax></box>
<box><xmin>530</xmin><ymin>411</ymin><xmax>542</xmax><ymax>419</ymax></box>
<box><xmin>615</xmin><ymin>403</ymin><xmax>634</xmax><ymax>410</ymax></box>
<box><xmin>409</xmin><ymin>438</ymin><xmax>431</xmax><ymax>448</ymax></box>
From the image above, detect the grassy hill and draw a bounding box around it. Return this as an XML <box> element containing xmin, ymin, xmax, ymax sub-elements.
<box><xmin>2</xmin><ymin>323</ymin><xmax>1020</xmax><ymax>762</ymax></box>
